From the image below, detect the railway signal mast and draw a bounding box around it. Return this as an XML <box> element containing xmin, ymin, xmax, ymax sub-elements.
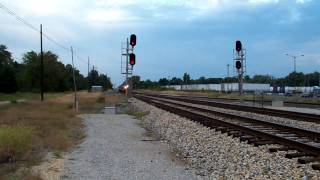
<box><xmin>234</xmin><ymin>40</ymin><xmax>246</xmax><ymax>95</ymax></box>
<box><xmin>121</xmin><ymin>34</ymin><xmax>137</xmax><ymax>98</ymax></box>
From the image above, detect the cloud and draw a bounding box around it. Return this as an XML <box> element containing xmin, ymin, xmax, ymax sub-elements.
<box><xmin>87</xmin><ymin>9</ymin><xmax>142</xmax><ymax>24</ymax></box>
<box><xmin>0</xmin><ymin>0</ymin><xmax>317</xmax><ymax>85</ymax></box>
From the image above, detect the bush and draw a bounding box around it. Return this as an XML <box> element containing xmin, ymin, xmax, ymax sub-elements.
<box><xmin>0</xmin><ymin>126</ymin><xmax>36</xmax><ymax>163</ymax></box>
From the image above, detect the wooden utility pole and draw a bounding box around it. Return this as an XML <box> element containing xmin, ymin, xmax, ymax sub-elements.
<box><xmin>40</xmin><ymin>24</ymin><xmax>44</xmax><ymax>101</ymax></box>
<box><xmin>88</xmin><ymin>57</ymin><xmax>90</xmax><ymax>92</ymax></box>
<box><xmin>71</xmin><ymin>46</ymin><xmax>78</xmax><ymax>110</ymax></box>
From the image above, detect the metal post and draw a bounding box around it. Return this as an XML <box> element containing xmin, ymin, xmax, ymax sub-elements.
<box><xmin>71</xmin><ymin>47</ymin><xmax>78</xmax><ymax>111</ymax></box>
<box><xmin>253</xmin><ymin>91</ymin><xmax>256</xmax><ymax>107</ymax></box>
<box><xmin>261</xmin><ymin>92</ymin><xmax>264</xmax><ymax>108</ymax></box>
<box><xmin>126</xmin><ymin>38</ymin><xmax>129</xmax><ymax>100</ymax></box>
<box><xmin>239</xmin><ymin>50</ymin><xmax>244</xmax><ymax>95</ymax></box>
<box><xmin>40</xmin><ymin>24</ymin><xmax>44</xmax><ymax>101</ymax></box>
<box><xmin>294</xmin><ymin>56</ymin><xmax>296</xmax><ymax>72</ymax></box>
<box><xmin>227</xmin><ymin>64</ymin><xmax>230</xmax><ymax>78</ymax></box>
<box><xmin>286</xmin><ymin>54</ymin><xmax>303</xmax><ymax>73</ymax></box>
<box><xmin>318</xmin><ymin>72</ymin><xmax>320</xmax><ymax>87</ymax></box>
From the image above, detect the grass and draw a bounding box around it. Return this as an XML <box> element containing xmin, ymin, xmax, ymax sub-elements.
<box><xmin>0</xmin><ymin>126</ymin><xmax>36</xmax><ymax>163</ymax></box>
<box><xmin>0</xmin><ymin>91</ymin><xmax>107</xmax><ymax>179</ymax></box>
<box><xmin>148</xmin><ymin>90</ymin><xmax>320</xmax><ymax>104</ymax></box>
<box><xmin>127</xmin><ymin>111</ymin><xmax>150</xmax><ymax>119</ymax></box>
<box><xmin>0</xmin><ymin>92</ymin><xmax>70</xmax><ymax>102</ymax></box>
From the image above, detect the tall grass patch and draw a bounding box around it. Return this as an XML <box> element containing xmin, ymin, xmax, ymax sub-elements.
<box><xmin>0</xmin><ymin>126</ymin><xmax>37</xmax><ymax>163</ymax></box>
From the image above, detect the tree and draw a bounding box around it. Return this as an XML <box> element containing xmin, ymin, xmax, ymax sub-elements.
<box><xmin>98</xmin><ymin>74</ymin><xmax>113</xmax><ymax>90</ymax></box>
<box><xmin>88</xmin><ymin>69</ymin><xmax>99</xmax><ymax>87</ymax></box>
<box><xmin>169</xmin><ymin>77</ymin><xmax>183</xmax><ymax>85</ymax></box>
<box><xmin>183</xmin><ymin>73</ymin><xmax>191</xmax><ymax>85</ymax></box>
<box><xmin>250</xmin><ymin>75</ymin><xmax>273</xmax><ymax>84</ymax></box>
<box><xmin>158</xmin><ymin>78</ymin><xmax>169</xmax><ymax>86</ymax></box>
<box><xmin>88</xmin><ymin>70</ymin><xmax>113</xmax><ymax>91</ymax></box>
<box><xmin>132</xmin><ymin>76</ymin><xmax>141</xmax><ymax>89</ymax></box>
<box><xmin>285</xmin><ymin>72</ymin><xmax>305</xmax><ymax>86</ymax></box>
<box><xmin>0</xmin><ymin>45</ymin><xmax>17</xmax><ymax>93</ymax></box>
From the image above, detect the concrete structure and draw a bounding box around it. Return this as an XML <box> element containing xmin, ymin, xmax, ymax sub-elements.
<box><xmin>284</xmin><ymin>86</ymin><xmax>314</xmax><ymax>93</ymax></box>
<box><xmin>91</xmin><ymin>86</ymin><xmax>103</xmax><ymax>92</ymax></box>
<box><xmin>221</xmin><ymin>83</ymin><xmax>270</xmax><ymax>92</ymax></box>
<box><xmin>166</xmin><ymin>83</ymin><xmax>270</xmax><ymax>92</ymax></box>
<box><xmin>166</xmin><ymin>84</ymin><xmax>221</xmax><ymax>91</ymax></box>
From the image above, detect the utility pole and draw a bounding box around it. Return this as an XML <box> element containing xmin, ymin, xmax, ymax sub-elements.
<box><xmin>285</xmin><ymin>54</ymin><xmax>304</xmax><ymax>72</ymax></box>
<box><xmin>40</xmin><ymin>24</ymin><xmax>44</xmax><ymax>101</ymax></box>
<box><xmin>71</xmin><ymin>46</ymin><xmax>78</xmax><ymax>111</ymax></box>
<box><xmin>88</xmin><ymin>57</ymin><xmax>90</xmax><ymax>92</ymax></box>
<box><xmin>227</xmin><ymin>64</ymin><xmax>230</xmax><ymax>78</ymax></box>
<box><xmin>227</xmin><ymin>64</ymin><xmax>230</xmax><ymax>93</ymax></box>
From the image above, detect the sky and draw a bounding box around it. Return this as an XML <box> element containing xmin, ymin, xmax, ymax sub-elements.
<box><xmin>0</xmin><ymin>0</ymin><xmax>320</xmax><ymax>86</ymax></box>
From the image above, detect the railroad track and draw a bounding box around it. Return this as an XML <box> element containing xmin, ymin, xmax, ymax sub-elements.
<box><xmin>167</xmin><ymin>93</ymin><xmax>320</xmax><ymax>109</ymax></box>
<box><xmin>134</xmin><ymin>93</ymin><xmax>320</xmax><ymax>170</ymax></box>
<box><xmin>135</xmin><ymin>93</ymin><xmax>320</xmax><ymax>123</ymax></box>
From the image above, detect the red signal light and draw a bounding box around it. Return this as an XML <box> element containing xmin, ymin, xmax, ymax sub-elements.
<box><xmin>129</xmin><ymin>53</ymin><xmax>136</xmax><ymax>66</ymax></box>
<box><xmin>236</xmin><ymin>40</ymin><xmax>242</xmax><ymax>52</ymax></box>
<box><xmin>130</xmin><ymin>34</ymin><xmax>137</xmax><ymax>47</ymax></box>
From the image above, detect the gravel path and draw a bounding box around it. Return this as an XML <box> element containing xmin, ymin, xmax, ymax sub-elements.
<box><xmin>61</xmin><ymin>114</ymin><xmax>199</xmax><ymax>180</ymax></box>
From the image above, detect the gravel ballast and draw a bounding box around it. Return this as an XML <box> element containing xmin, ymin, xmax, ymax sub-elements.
<box><xmin>131</xmin><ymin>98</ymin><xmax>320</xmax><ymax>179</ymax></box>
<box><xmin>154</xmin><ymin>97</ymin><xmax>320</xmax><ymax>133</ymax></box>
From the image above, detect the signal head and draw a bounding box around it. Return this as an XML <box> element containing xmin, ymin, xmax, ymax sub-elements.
<box><xmin>236</xmin><ymin>40</ymin><xmax>242</xmax><ymax>52</ymax></box>
<box><xmin>236</xmin><ymin>60</ymin><xmax>242</xmax><ymax>70</ymax></box>
<box><xmin>130</xmin><ymin>34</ymin><xmax>137</xmax><ymax>47</ymax></box>
<box><xmin>129</xmin><ymin>53</ymin><xmax>136</xmax><ymax>66</ymax></box>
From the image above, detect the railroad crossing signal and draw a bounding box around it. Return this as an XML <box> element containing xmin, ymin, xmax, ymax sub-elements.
<box><xmin>236</xmin><ymin>40</ymin><xmax>242</xmax><ymax>52</ymax></box>
<box><xmin>129</xmin><ymin>53</ymin><xmax>136</xmax><ymax>66</ymax></box>
<box><xmin>130</xmin><ymin>34</ymin><xmax>137</xmax><ymax>47</ymax></box>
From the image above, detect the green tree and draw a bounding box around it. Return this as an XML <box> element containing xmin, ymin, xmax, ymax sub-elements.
<box><xmin>285</xmin><ymin>72</ymin><xmax>305</xmax><ymax>86</ymax></box>
<box><xmin>183</xmin><ymin>73</ymin><xmax>191</xmax><ymax>85</ymax></box>
<box><xmin>132</xmin><ymin>76</ymin><xmax>141</xmax><ymax>89</ymax></box>
<box><xmin>0</xmin><ymin>45</ymin><xmax>17</xmax><ymax>93</ymax></box>
<box><xmin>158</xmin><ymin>78</ymin><xmax>169</xmax><ymax>86</ymax></box>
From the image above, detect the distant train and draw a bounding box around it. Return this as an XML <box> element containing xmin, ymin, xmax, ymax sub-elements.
<box><xmin>117</xmin><ymin>83</ymin><xmax>129</xmax><ymax>93</ymax></box>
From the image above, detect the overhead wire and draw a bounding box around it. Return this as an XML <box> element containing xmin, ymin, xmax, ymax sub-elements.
<box><xmin>0</xmin><ymin>2</ymin><xmax>105</xmax><ymax>75</ymax></box>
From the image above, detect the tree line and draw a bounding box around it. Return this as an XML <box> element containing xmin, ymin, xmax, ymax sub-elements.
<box><xmin>0</xmin><ymin>44</ymin><xmax>112</xmax><ymax>93</ymax></box>
<box><xmin>132</xmin><ymin>72</ymin><xmax>320</xmax><ymax>89</ymax></box>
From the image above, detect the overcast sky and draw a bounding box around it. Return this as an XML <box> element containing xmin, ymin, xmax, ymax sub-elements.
<box><xmin>0</xmin><ymin>0</ymin><xmax>319</xmax><ymax>85</ymax></box>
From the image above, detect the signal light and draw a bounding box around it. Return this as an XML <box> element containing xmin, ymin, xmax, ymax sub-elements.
<box><xmin>130</xmin><ymin>34</ymin><xmax>137</xmax><ymax>47</ymax></box>
<box><xmin>129</xmin><ymin>53</ymin><xmax>136</xmax><ymax>66</ymax></box>
<box><xmin>236</xmin><ymin>40</ymin><xmax>242</xmax><ymax>52</ymax></box>
<box><xmin>236</xmin><ymin>60</ymin><xmax>241</xmax><ymax>70</ymax></box>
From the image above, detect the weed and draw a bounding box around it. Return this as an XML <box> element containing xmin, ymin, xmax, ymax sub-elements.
<box><xmin>0</xmin><ymin>126</ymin><xmax>36</xmax><ymax>163</ymax></box>
<box><xmin>127</xmin><ymin>111</ymin><xmax>150</xmax><ymax>119</ymax></box>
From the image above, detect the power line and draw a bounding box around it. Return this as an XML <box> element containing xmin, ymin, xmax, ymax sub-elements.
<box><xmin>0</xmin><ymin>2</ymin><xmax>103</xmax><ymax>75</ymax></box>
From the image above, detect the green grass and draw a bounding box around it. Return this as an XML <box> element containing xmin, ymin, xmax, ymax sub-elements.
<box><xmin>0</xmin><ymin>92</ymin><xmax>70</xmax><ymax>102</ymax></box>
<box><xmin>0</xmin><ymin>126</ymin><xmax>37</xmax><ymax>163</ymax></box>
<box><xmin>127</xmin><ymin>111</ymin><xmax>150</xmax><ymax>119</ymax></box>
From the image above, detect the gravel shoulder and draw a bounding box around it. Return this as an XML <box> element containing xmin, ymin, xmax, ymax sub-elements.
<box><xmin>61</xmin><ymin>114</ymin><xmax>199</xmax><ymax>180</ymax></box>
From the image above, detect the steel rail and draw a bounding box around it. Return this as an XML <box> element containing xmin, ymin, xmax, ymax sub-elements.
<box><xmin>135</xmin><ymin>92</ymin><xmax>320</xmax><ymax>123</ymax></box>
<box><xmin>134</xmin><ymin>94</ymin><xmax>320</xmax><ymax>161</ymax></box>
